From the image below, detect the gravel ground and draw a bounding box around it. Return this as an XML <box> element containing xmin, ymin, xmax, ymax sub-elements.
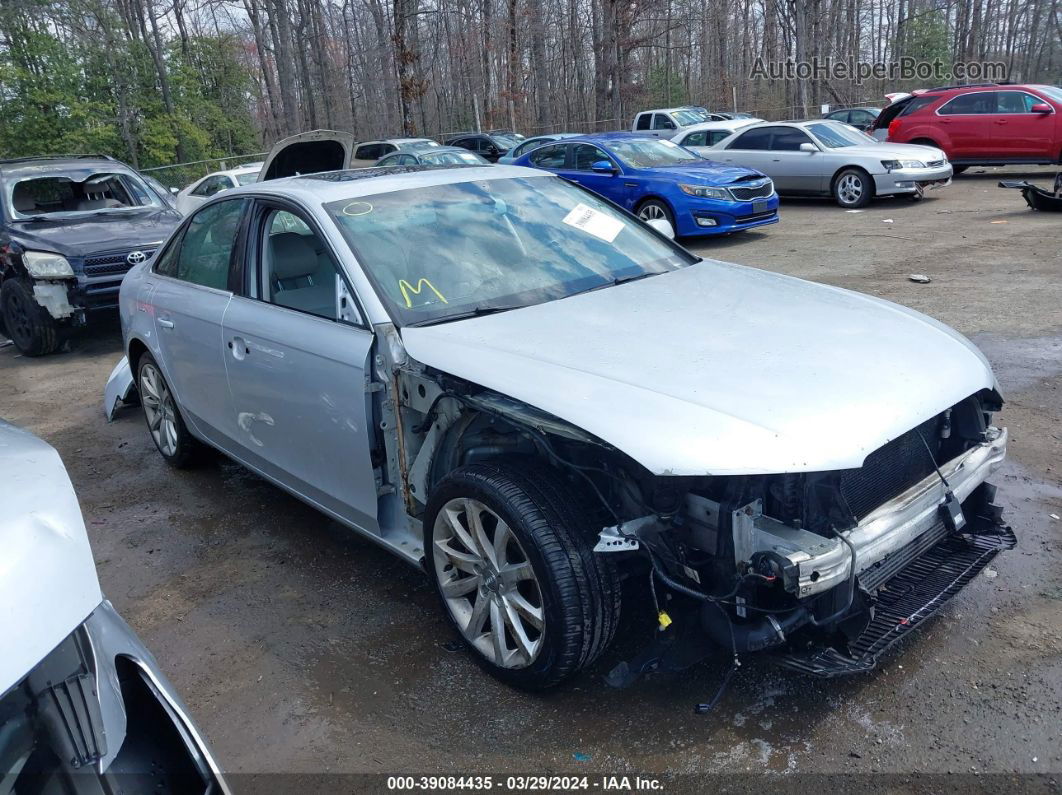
<box><xmin>1</xmin><ymin>166</ymin><xmax>1060</xmax><ymax>785</ymax></box>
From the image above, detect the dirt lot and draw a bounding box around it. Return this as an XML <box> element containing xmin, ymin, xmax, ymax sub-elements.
<box><xmin>2</xmin><ymin>167</ymin><xmax>1061</xmax><ymax>785</ymax></box>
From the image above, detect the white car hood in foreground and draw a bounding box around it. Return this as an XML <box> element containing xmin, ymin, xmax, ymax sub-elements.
<box><xmin>402</xmin><ymin>261</ymin><xmax>997</xmax><ymax>476</ymax></box>
<box><xmin>0</xmin><ymin>421</ymin><xmax>102</xmax><ymax>694</ymax></box>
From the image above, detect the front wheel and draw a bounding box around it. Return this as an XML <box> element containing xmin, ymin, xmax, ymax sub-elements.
<box><xmin>423</xmin><ymin>462</ymin><xmax>621</xmax><ymax>690</ymax></box>
<box><xmin>833</xmin><ymin>168</ymin><xmax>873</xmax><ymax>208</ymax></box>
<box><xmin>636</xmin><ymin>198</ymin><xmax>675</xmax><ymax>229</ymax></box>
<box><xmin>1</xmin><ymin>278</ymin><xmax>60</xmax><ymax>356</ymax></box>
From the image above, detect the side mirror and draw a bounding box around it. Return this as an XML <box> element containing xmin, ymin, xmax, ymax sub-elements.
<box><xmin>799</xmin><ymin>142</ymin><xmax>818</xmax><ymax>153</ymax></box>
<box><xmin>170</xmin><ymin>186</ymin><xmax>179</xmax><ymax>194</ymax></box>
<box><xmin>591</xmin><ymin>160</ymin><xmax>616</xmax><ymax>174</ymax></box>
<box><xmin>646</xmin><ymin>218</ymin><xmax>675</xmax><ymax>239</ymax></box>
<box><xmin>1030</xmin><ymin>103</ymin><xmax>1053</xmax><ymax>114</ymax></box>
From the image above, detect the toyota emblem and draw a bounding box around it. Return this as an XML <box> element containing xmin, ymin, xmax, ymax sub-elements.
<box><xmin>126</xmin><ymin>250</ymin><xmax>147</xmax><ymax>265</ymax></box>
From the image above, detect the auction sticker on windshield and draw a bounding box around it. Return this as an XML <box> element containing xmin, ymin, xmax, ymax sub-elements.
<box><xmin>562</xmin><ymin>202</ymin><xmax>624</xmax><ymax>243</ymax></box>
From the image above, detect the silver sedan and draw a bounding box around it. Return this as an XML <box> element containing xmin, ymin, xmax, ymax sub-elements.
<box><xmin>107</xmin><ymin>155</ymin><xmax>1011</xmax><ymax>690</ymax></box>
<box><xmin>698</xmin><ymin>119</ymin><xmax>952</xmax><ymax>208</ymax></box>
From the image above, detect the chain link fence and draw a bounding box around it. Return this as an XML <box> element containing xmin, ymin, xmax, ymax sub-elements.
<box><xmin>140</xmin><ymin>152</ymin><xmax>268</xmax><ymax>190</ymax></box>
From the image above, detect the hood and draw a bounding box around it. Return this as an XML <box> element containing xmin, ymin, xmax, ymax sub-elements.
<box><xmin>0</xmin><ymin>420</ymin><xmax>102</xmax><ymax>695</ymax></box>
<box><xmin>8</xmin><ymin>208</ymin><xmax>180</xmax><ymax>258</ymax></box>
<box><xmin>644</xmin><ymin>161</ymin><xmax>767</xmax><ymax>184</ymax></box>
<box><xmin>830</xmin><ymin>143</ymin><xmax>946</xmax><ymax>161</ymax></box>
<box><xmin>401</xmin><ymin>261</ymin><xmax>997</xmax><ymax>476</ymax></box>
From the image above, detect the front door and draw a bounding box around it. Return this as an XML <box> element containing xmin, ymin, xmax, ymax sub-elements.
<box><xmin>762</xmin><ymin>127</ymin><xmax>826</xmax><ymax>194</ymax></box>
<box><xmin>221</xmin><ymin>201</ymin><xmax>379</xmax><ymax>533</ymax></box>
<box><xmin>149</xmin><ymin>198</ymin><xmax>247</xmax><ymax>448</ymax></box>
<box><xmin>562</xmin><ymin>143</ymin><xmax>629</xmax><ymax>207</ymax></box>
<box><xmin>994</xmin><ymin>90</ymin><xmax>1057</xmax><ymax>159</ymax></box>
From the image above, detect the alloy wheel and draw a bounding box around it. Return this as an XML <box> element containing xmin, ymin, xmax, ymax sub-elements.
<box><xmin>638</xmin><ymin>203</ymin><xmax>667</xmax><ymax>221</ymax></box>
<box><xmin>140</xmin><ymin>362</ymin><xmax>179</xmax><ymax>457</ymax></box>
<box><xmin>432</xmin><ymin>498</ymin><xmax>545</xmax><ymax>669</ymax></box>
<box><xmin>837</xmin><ymin>174</ymin><xmax>864</xmax><ymax>205</ymax></box>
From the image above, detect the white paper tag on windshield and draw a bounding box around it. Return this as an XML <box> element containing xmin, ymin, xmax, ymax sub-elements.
<box><xmin>562</xmin><ymin>203</ymin><xmax>624</xmax><ymax>243</ymax></box>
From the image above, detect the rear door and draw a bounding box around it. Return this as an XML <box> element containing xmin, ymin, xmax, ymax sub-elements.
<box><xmin>715</xmin><ymin>126</ymin><xmax>777</xmax><ymax>179</ymax></box>
<box><xmin>149</xmin><ymin>198</ymin><xmax>249</xmax><ymax>448</ymax></box>
<box><xmin>220</xmin><ymin>199</ymin><xmax>379</xmax><ymax>532</ymax></box>
<box><xmin>260</xmin><ymin>130</ymin><xmax>356</xmax><ymax>181</ymax></box>
<box><xmin>935</xmin><ymin>91</ymin><xmax>998</xmax><ymax>159</ymax></box>
<box><xmin>994</xmin><ymin>90</ymin><xmax>1057</xmax><ymax>159</ymax></box>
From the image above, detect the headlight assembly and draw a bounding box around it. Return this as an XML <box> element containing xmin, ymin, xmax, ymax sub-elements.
<box><xmin>679</xmin><ymin>183</ymin><xmax>731</xmax><ymax>200</ymax></box>
<box><xmin>881</xmin><ymin>159</ymin><xmax>927</xmax><ymax>170</ymax></box>
<box><xmin>23</xmin><ymin>251</ymin><xmax>74</xmax><ymax>279</ymax></box>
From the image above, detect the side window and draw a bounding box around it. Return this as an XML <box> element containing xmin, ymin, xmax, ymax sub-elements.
<box><xmin>850</xmin><ymin>110</ymin><xmax>873</xmax><ymax>126</ymax></box>
<box><xmin>152</xmin><ymin>231</ymin><xmax>185</xmax><ymax>278</ymax></box>
<box><xmin>355</xmin><ymin>144</ymin><xmax>379</xmax><ymax>160</ymax></box>
<box><xmin>572</xmin><ymin>144</ymin><xmax>613</xmax><ymax>170</ymax></box>
<box><xmin>528</xmin><ymin>143</ymin><xmax>568</xmax><ymax>169</ymax></box>
<box><xmin>260</xmin><ymin>208</ymin><xmax>342</xmax><ymax>321</ymax></box>
<box><xmin>452</xmin><ymin>138</ymin><xmax>472</xmax><ymax>151</ymax></box>
<box><xmin>191</xmin><ymin>175</ymin><xmax>226</xmax><ymax>197</ymax></box>
<box><xmin>377</xmin><ymin>154</ymin><xmax>399</xmax><ymax>166</ymax></box>
<box><xmin>707</xmin><ymin>130</ymin><xmax>730</xmax><ymax>145</ymax></box>
<box><xmin>380</xmin><ymin>144</ymin><xmax>397</xmax><ymax>155</ymax></box>
<box><xmin>398</xmin><ymin>154</ymin><xmax>417</xmax><ymax>165</ymax></box>
<box><xmin>728</xmin><ymin>127</ymin><xmax>774</xmax><ymax>150</ymax></box>
<box><xmin>635</xmin><ymin>113</ymin><xmax>652</xmax><ymax>130</ymax></box>
<box><xmin>996</xmin><ymin>91</ymin><xmax>1038</xmax><ymax>113</ymax></box>
<box><xmin>770</xmin><ymin>128</ymin><xmax>813</xmax><ymax>151</ymax></box>
<box><xmin>682</xmin><ymin>131</ymin><xmax>707</xmax><ymax>147</ymax></box>
<box><xmin>653</xmin><ymin>113</ymin><xmax>676</xmax><ymax>130</ymax></box>
<box><xmin>939</xmin><ymin>92</ymin><xmax>996</xmax><ymax>115</ymax></box>
<box><xmin>174</xmin><ymin>199</ymin><xmax>245</xmax><ymax>290</ymax></box>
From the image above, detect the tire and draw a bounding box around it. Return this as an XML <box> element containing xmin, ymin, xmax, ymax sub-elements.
<box><xmin>832</xmin><ymin>167</ymin><xmax>873</xmax><ymax>208</ymax></box>
<box><xmin>423</xmin><ymin>461</ymin><xmax>621</xmax><ymax>690</ymax></box>
<box><xmin>1</xmin><ymin>278</ymin><xmax>60</xmax><ymax>356</ymax></box>
<box><xmin>952</xmin><ymin>165</ymin><xmax>969</xmax><ymax>175</ymax></box>
<box><xmin>636</xmin><ymin>198</ymin><xmax>675</xmax><ymax>229</ymax></box>
<box><xmin>136</xmin><ymin>352</ymin><xmax>201</xmax><ymax>468</ymax></box>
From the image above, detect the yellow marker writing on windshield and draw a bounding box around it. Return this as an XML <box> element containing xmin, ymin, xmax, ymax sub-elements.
<box><xmin>398</xmin><ymin>278</ymin><xmax>448</xmax><ymax>308</ymax></box>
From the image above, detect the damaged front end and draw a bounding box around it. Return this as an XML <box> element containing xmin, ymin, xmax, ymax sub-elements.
<box><xmin>600</xmin><ymin>390</ymin><xmax>1015</xmax><ymax>683</ymax></box>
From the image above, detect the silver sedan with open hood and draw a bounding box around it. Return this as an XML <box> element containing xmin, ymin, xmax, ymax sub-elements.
<box><xmin>106</xmin><ymin>145</ymin><xmax>1013</xmax><ymax>690</ymax></box>
<box><xmin>703</xmin><ymin>119</ymin><xmax>952</xmax><ymax>208</ymax></box>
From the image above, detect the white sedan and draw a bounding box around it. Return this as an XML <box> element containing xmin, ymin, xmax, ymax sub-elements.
<box><xmin>175</xmin><ymin>163</ymin><xmax>261</xmax><ymax>215</ymax></box>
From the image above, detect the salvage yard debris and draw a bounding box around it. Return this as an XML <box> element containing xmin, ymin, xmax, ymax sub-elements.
<box><xmin>909</xmin><ymin>274</ymin><xmax>932</xmax><ymax>283</ymax></box>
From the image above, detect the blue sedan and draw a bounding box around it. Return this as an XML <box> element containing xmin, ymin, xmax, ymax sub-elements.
<box><xmin>512</xmin><ymin>132</ymin><xmax>779</xmax><ymax>236</ymax></box>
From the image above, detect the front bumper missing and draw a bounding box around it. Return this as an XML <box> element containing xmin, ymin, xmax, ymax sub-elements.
<box><xmin>742</xmin><ymin>428</ymin><xmax>1008</xmax><ymax>600</ymax></box>
<box><xmin>875</xmin><ymin>167</ymin><xmax>953</xmax><ymax>196</ymax></box>
<box><xmin>772</xmin><ymin>515</ymin><xmax>1015</xmax><ymax>676</ymax></box>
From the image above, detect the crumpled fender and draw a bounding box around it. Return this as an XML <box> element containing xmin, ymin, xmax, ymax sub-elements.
<box><xmin>104</xmin><ymin>356</ymin><xmax>135</xmax><ymax>421</ymax></box>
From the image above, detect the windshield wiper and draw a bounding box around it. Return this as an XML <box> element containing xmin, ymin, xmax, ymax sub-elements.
<box><xmin>406</xmin><ymin>303</ymin><xmax>525</xmax><ymax>327</ymax></box>
<box><xmin>571</xmin><ymin>270</ymin><xmax>662</xmax><ymax>297</ymax></box>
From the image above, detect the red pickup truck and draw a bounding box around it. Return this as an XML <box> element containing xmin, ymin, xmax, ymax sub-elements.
<box><xmin>871</xmin><ymin>83</ymin><xmax>1062</xmax><ymax>173</ymax></box>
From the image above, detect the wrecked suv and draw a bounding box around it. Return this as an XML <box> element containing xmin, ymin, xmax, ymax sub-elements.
<box><xmin>0</xmin><ymin>155</ymin><xmax>181</xmax><ymax>355</ymax></box>
<box><xmin>107</xmin><ymin>155</ymin><xmax>1014</xmax><ymax>690</ymax></box>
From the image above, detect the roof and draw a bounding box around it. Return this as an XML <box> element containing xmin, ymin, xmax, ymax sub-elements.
<box><xmin>676</xmin><ymin>119</ymin><xmax>758</xmax><ymax>133</ymax></box>
<box><xmin>225</xmin><ymin>164</ymin><xmax>549</xmax><ymax>205</ymax></box>
<box><xmin>565</xmin><ymin>131</ymin><xmax>658</xmax><ymax>143</ymax></box>
<box><xmin>635</xmin><ymin>108</ymin><xmax>689</xmax><ymax>115</ymax></box>
<box><xmin>0</xmin><ymin>156</ymin><xmax>134</xmax><ymax>180</ymax></box>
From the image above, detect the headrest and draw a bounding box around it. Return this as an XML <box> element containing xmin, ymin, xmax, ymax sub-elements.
<box><xmin>12</xmin><ymin>185</ymin><xmax>36</xmax><ymax>212</ymax></box>
<box><xmin>269</xmin><ymin>232</ymin><xmax>319</xmax><ymax>280</ymax></box>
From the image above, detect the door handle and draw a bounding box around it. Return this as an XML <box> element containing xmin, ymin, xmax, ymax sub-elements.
<box><xmin>158</xmin><ymin>318</ymin><xmax>174</xmax><ymax>329</ymax></box>
<box><xmin>229</xmin><ymin>337</ymin><xmax>250</xmax><ymax>359</ymax></box>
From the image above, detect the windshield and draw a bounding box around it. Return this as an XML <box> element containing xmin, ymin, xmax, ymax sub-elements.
<box><xmin>671</xmin><ymin>110</ymin><xmax>704</xmax><ymax>126</ymax></box>
<box><xmin>1034</xmin><ymin>86</ymin><xmax>1062</xmax><ymax>104</ymax></box>
<box><xmin>235</xmin><ymin>171</ymin><xmax>260</xmax><ymax>185</ymax></box>
<box><xmin>7</xmin><ymin>170</ymin><xmax>163</xmax><ymax>219</ymax></box>
<box><xmin>422</xmin><ymin>150</ymin><xmax>486</xmax><ymax>165</ymax></box>
<box><xmin>325</xmin><ymin>175</ymin><xmax>692</xmax><ymax>326</ymax></box>
<box><xmin>608</xmin><ymin>138</ymin><xmax>701</xmax><ymax>168</ymax></box>
<box><xmin>806</xmin><ymin>122</ymin><xmax>877</xmax><ymax>148</ymax></box>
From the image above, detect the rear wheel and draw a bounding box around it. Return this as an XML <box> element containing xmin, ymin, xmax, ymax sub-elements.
<box><xmin>1</xmin><ymin>278</ymin><xmax>59</xmax><ymax>356</ymax></box>
<box><xmin>137</xmin><ymin>352</ymin><xmax>201</xmax><ymax>468</ymax></box>
<box><xmin>423</xmin><ymin>462</ymin><xmax>621</xmax><ymax>690</ymax></box>
<box><xmin>833</xmin><ymin>167</ymin><xmax>873</xmax><ymax>208</ymax></box>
